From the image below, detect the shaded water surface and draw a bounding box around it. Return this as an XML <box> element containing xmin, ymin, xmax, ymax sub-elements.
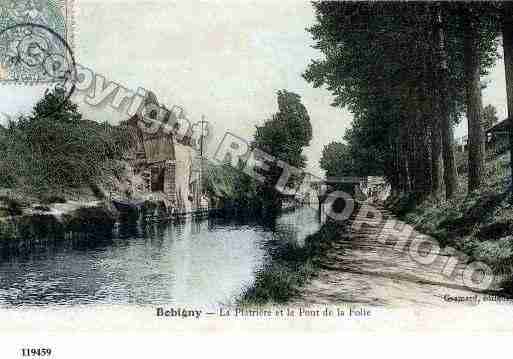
<box><xmin>0</xmin><ymin>207</ymin><xmax>320</xmax><ymax>308</ymax></box>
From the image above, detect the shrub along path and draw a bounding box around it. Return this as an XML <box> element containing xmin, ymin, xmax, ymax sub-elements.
<box><xmin>291</xmin><ymin>204</ymin><xmax>504</xmax><ymax>307</ymax></box>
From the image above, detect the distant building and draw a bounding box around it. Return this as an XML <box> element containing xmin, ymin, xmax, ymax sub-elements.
<box><xmin>486</xmin><ymin>118</ymin><xmax>511</xmax><ymax>156</ymax></box>
<box><xmin>453</xmin><ymin>118</ymin><xmax>511</xmax><ymax>155</ymax></box>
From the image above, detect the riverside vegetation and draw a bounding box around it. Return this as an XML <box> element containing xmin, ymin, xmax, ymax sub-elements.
<box><xmin>0</xmin><ymin>88</ymin><xmax>140</xmax><ymax>242</ymax></box>
<box><xmin>238</xmin><ymin>222</ymin><xmax>340</xmax><ymax>305</ymax></box>
<box><xmin>390</xmin><ymin>150</ymin><xmax>513</xmax><ymax>291</ymax></box>
<box><xmin>205</xmin><ymin>90</ymin><xmax>313</xmax><ymax>218</ymax></box>
<box><xmin>0</xmin><ymin>88</ymin><xmax>315</xmax><ymax>240</ymax></box>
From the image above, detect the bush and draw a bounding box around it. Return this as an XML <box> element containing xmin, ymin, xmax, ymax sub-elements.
<box><xmin>64</xmin><ymin>206</ymin><xmax>117</xmax><ymax>232</ymax></box>
<box><xmin>0</xmin><ymin>88</ymin><xmax>131</xmax><ymax>200</ymax></box>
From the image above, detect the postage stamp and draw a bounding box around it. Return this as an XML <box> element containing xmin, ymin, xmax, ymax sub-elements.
<box><xmin>0</xmin><ymin>0</ymin><xmax>74</xmax><ymax>84</ymax></box>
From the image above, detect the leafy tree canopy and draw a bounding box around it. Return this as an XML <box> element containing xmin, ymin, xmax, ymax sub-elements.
<box><xmin>482</xmin><ymin>104</ymin><xmax>499</xmax><ymax>130</ymax></box>
<box><xmin>319</xmin><ymin>141</ymin><xmax>353</xmax><ymax>178</ymax></box>
<box><xmin>254</xmin><ymin>90</ymin><xmax>313</xmax><ymax>169</ymax></box>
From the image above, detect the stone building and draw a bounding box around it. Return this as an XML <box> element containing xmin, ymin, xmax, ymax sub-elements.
<box><xmin>125</xmin><ymin>114</ymin><xmax>177</xmax><ymax>198</ymax></box>
<box><xmin>122</xmin><ymin>92</ymin><xmax>201</xmax><ymax>213</ymax></box>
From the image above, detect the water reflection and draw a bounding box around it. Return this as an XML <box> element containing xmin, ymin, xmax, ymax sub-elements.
<box><xmin>0</xmin><ymin>206</ymin><xmax>320</xmax><ymax>308</ymax></box>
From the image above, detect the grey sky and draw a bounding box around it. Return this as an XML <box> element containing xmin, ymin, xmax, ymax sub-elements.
<box><xmin>0</xmin><ymin>0</ymin><xmax>507</xmax><ymax>176</ymax></box>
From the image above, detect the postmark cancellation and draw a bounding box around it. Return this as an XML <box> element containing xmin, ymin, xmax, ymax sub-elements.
<box><xmin>0</xmin><ymin>0</ymin><xmax>75</xmax><ymax>84</ymax></box>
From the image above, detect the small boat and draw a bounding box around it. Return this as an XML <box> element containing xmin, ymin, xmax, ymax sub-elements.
<box><xmin>112</xmin><ymin>199</ymin><xmax>145</xmax><ymax>214</ymax></box>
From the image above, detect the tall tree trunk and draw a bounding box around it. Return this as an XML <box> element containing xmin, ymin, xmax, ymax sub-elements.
<box><xmin>387</xmin><ymin>134</ymin><xmax>401</xmax><ymax>196</ymax></box>
<box><xmin>399</xmin><ymin>121</ymin><xmax>411</xmax><ymax>193</ymax></box>
<box><xmin>425</xmin><ymin>29</ymin><xmax>443</xmax><ymax>199</ymax></box>
<box><xmin>435</xmin><ymin>7</ymin><xmax>458</xmax><ymax>199</ymax></box>
<box><xmin>416</xmin><ymin>102</ymin><xmax>432</xmax><ymax>202</ymax></box>
<box><xmin>419</xmin><ymin>77</ymin><xmax>433</xmax><ymax>199</ymax></box>
<box><xmin>503</xmin><ymin>3</ymin><xmax>513</xmax><ymax>201</ymax></box>
<box><xmin>440</xmin><ymin>111</ymin><xmax>458</xmax><ymax>199</ymax></box>
<box><xmin>404</xmin><ymin>82</ymin><xmax>431</xmax><ymax>202</ymax></box>
<box><xmin>406</xmin><ymin>116</ymin><xmax>417</xmax><ymax>193</ymax></box>
<box><xmin>431</xmin><ymin>117</ymin><xmax>443</xmax><ymax>198</ymax></box>
<box><xmin>463</xmin><ymin>14</ymin><xmax>485</xmax><ymax>192</ymax></box>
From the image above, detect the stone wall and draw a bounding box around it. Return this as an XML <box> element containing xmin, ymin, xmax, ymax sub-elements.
<box><xmin>173</xmin><ymin>143</ymin><xmax>195</xmax><ymax>213</ymax></box>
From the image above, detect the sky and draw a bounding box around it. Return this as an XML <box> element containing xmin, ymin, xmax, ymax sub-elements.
<box><xmin>0</xmin><ymin>0</ymin><xmax>508</xmax><ymax>176</ymax></box>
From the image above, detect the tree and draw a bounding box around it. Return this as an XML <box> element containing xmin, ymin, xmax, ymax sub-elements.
<box><xmin>435</xmin><ymin>6</ymin><xmax>458</xmax><ymax>199</ymax></box>
<box><xmin>482</xmin><ymin>104</ymin><xmax>499</xmax><ymax>130</ymax></box>
<box><xmin>502</xmin><ymin>2</ymin><xmax>513</xmax><ymax>201</ymax></box>
<box><xmin>305</xmin><ymin>2</ymin><xmax>441</xmax><ymax>201</ymax></box>
<box><xmin>304</xmin><ymin>2</ymin><xmax>500</xmax><ymax>202</ymax></box>
<box><xmin>205</xmin><ymin>90</ymin><xmax>313</xmax><ymax>214</ymax></box>
<box><xmin>254</xmin><ymin>90</ymin><xmax>312</xmax><ymax>168</ymax></box>
<box><xmin>319</xmin><ymin>141</ymin><xmax>353</xmax><ymax>179</ymax></box>
<box><xmin>252</xmin><ymin>90</ymin><xmax>313</xmax><ymax>209</ymax></box>
<box><xmin>462</xmin><ymin>7</ymin><xmax>486</xmax><ymax>192</ymax></box>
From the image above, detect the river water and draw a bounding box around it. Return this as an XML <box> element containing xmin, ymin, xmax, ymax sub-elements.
<box><xmin>0</xmin><ymin>206</ymin><xmax>320</xmax><ymax>309</ymax></box>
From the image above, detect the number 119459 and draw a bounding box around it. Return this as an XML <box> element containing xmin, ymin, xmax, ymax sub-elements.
<box><xmin>21</xmin><ymin>348</ymin><xmax>52</xmax><ymax>357</ymax></box>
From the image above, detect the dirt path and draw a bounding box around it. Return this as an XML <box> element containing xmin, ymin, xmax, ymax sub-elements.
<box><xmin>292</xmin><ymin>204</ymin><xmax>499</xmax><ymax>308</ymax></box>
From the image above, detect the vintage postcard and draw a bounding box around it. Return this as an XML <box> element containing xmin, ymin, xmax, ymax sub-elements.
<box><xmin>0</xmin><ymin>0</ymin><xmax>512</xmax><ymax>357</ymax></box>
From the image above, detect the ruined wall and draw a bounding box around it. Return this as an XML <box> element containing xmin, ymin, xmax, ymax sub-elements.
<box><xmin>121</xmin><ymin>94</ymin><xmax>198</xmax><ymax>212</ymax></box>
<box><xmin>174</xmin><ymin>143</ymin><xmax>195</xmax><ymax>213</ymax></box>
<box><xmin>141</xmin><ymin>131</ymin><xmax>175</xmax><ymax>163</ymax></box>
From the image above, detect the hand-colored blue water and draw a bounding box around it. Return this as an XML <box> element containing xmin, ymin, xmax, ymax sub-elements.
<box><xmin>0</xmin><ymin>206</ymin><xmax>320</xmax><ymax>308</ymax></box>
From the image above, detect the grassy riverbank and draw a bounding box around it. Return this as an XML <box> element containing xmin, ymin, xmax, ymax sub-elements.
<box><xmin>238</xmin><ymin>222</ymin><xmax>340</xmax><ymax>305</ymax></box>
<box><xmin>388</xmin><ymin>151</ymin><xmax>513</xmax><ymax>291</ymax></box>
<box><xmin>0</xmin><ymin>89</ymin><xmax>142</xmax><ymax>241</ymax></box>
